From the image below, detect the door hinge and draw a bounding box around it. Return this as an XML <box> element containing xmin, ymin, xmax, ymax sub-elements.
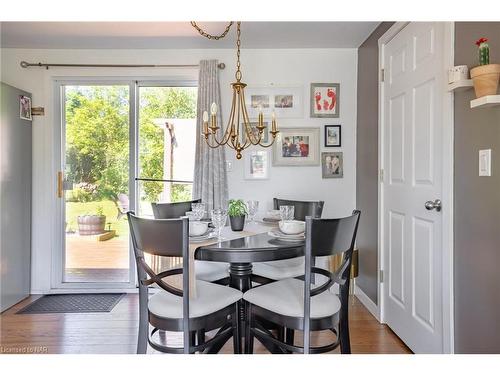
<box><xmin>379</xmin><ymin>169</ymin><xmax>385</xmax><ymax>183</ymax></box>
<box><xmin>379</xmin><ymin>270</ymin><xmax>384</xmax><ymax>283</ymax></box>
<box><xmin>381</xmin><ymin>68</ymin><xmax>385</xmax><ymax>82</ymax></box>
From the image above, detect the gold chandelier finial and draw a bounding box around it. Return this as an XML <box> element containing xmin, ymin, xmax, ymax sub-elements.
<box><xmin>191</xmin><ymin>21</ymin><xmax>279</xmax><ymax>159</ymax></box>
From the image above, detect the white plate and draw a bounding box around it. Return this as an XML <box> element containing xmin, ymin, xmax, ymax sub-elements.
<box><xmin>189</xmin><ymin>230</ymin><xmax>215</xmax><ymax>242</ymax></box>
<box><xmin>268</xmin><ymin>230</ymin><xmax>305</xmax><ymax>242</ymax></box>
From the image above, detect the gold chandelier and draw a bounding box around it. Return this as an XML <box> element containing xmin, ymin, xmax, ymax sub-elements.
<box><xmin>191</xmin><ymin>21</ymin><xmax>279</xmax><ymax>159</ymax></box>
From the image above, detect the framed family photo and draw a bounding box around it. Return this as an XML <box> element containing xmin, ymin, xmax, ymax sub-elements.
<box><xmin>324</xmin><ymin>125</ymin><xmax>341</xmax><ymax>147</ymax></box>
<box><xmin>310</xmin><ymin>83</ymin><xmax>340</xmax><ymax>118</ymax></box>
<box><xmin>246</xmin><ymin>86</ymin><xmax>303</xmax><ymax>118</ymax></box>
<box><xmin>321</xmin><ymin>152</ymin><xmax>343</xmax><ymax>178</ymax></box>
<box><xmin>244</xmin><ymin>149</ymin><xmax>270</xmax><ymax>180</ymax></box>
<box><xmin>19</xmin><ymin>95</ymin><xmax>32</xmax><ymax>121</ymax></box>
<box><xmin>273</xmin><ymin>127</ymin><xmax>320</xmax><ymax>166</ymax></box>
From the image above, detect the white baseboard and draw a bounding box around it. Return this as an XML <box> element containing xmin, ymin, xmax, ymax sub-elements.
<box><xmin>354</xmin><ymin>284</ymin><xmax>380</xmax><ymax>322</ymax></box>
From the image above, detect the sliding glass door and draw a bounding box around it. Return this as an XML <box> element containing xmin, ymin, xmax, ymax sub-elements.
<box><xmin>55</xmin><ymin>80</ymin><xmax>197</xmax><ymax>288</ymax></box>
<box><xmin>136</xmin><ymin>84</ymin><xmax>197</xmax><ymax>217</ymax></box>
<box><xmin>59</xmin><ymin>84</ymin><xmax>134</xmax><ymax>285</ymax></box>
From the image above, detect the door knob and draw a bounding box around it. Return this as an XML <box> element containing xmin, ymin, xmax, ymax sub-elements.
<box><xmin>425</xmin><ymin>199</ymin><xmax>442</xmax><ymax>212</ymax></box>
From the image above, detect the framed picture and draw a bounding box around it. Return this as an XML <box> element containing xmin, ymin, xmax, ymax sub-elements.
<box><xmin>246</xmin><ymin>86</ymin><xmax>303</xmax><ymax>118</ymax></box>
<box><xmin>19</xmin><ymin>95</ymin><xmax>32</xmax><ymax>121</ymax></box>
<box><xmin>244</xmin><ymin>149</ymin><xmax>270</xmax><ymax>180</ymax></box>
<box><xmin>310</xmin><ymin>83</ymin><xmax>340</xmax><ymax>118</ymax></box>
<box><xmin>273</xmin><ymin>127</ymin><xmax>320</xmax><ymax>166</ymax></box>
<box><xmin>242</xmin><ymin>122</ymin><xmax>269</xmax><ymax>143</ymax></box>
<box><xmin>324</xmin><ymin>125</ymin><xmax>341</xmax><ymax>147</ymax></box>
<box><xmin>322</xmin><ymin>152</ymin><xmax>343</xmax><ymax>178</ymax></box>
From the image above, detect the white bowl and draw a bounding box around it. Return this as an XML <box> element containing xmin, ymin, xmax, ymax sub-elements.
<box><xmin>189</xmin><ymin>221</ymin><xmax>209</xmax><ymax>236</ymax></box>
<box><xmin>279</xmin><ymin>220</ymin><xmax>305</xmax><ymax>235</ymax></box>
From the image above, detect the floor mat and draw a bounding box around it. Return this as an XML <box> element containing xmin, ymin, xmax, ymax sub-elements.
<box><xmin>16</xmin><ymin>293</ymin><xmax>125</xmax><ymax>314</ymax></box>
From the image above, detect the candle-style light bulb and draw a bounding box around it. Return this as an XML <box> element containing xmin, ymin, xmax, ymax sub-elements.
<box><xmin>211</xmin><ymin>102</ymin><xmax>218</xmax><ymax>115</ymax></box>
<box><xmin>203</xmin><ymin>111</ymin><xmax>209</xmax><ymax>123</ymax></box>
<box><xmin>272</xmin><ymin>111</ymin><xmax>276</xmax><ymax>121</ymax></box>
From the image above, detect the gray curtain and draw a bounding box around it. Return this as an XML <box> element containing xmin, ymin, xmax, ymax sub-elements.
<box><xmin>193</xmin><ymin>60</ymin><xmax>228</xmax><ymax>211</ymax></box>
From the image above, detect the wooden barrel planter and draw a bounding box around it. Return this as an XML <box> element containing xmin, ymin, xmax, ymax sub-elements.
<box><xmin>77</xmin><ymin>215</ymin><xmax>106</xmax><ymax>235</ymax></box>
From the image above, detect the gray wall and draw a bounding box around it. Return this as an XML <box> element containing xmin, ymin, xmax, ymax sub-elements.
<box><xmin>356</xmin><ymin>22</ymin><xmax>394</xmax><ymax>304</ymax></box>
<box><xmin>453</xmin><ymin>22</ymin><xmax>500</xmax><ymax>353</ymax></box>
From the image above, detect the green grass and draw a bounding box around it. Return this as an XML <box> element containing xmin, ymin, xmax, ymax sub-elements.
<box><xmin>66</xmin><ymin>200</ymin><xmax>128</xmax><ymax>237</ymax></box>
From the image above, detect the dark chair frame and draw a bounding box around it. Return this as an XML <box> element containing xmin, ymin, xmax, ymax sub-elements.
<box><xmin>151</xmin><ymin>199</ymin><xmax>201</xmax><ymax>219</ymax></box>
<box><xmin>245</xmin><ymin>210</ymin><xmax>361</xmax><ymax>354</ymax></box>
<box><xmin>273</xmin><ymin>198</ymin><xmax>325</xmax><ymax>221</ymax></box>
<box><xmin>151</xmin><ymin>199</ymin><xmax>229</xmax><ymax>286</ymax></box>
<box><xmin>128</xmin><ymin>212</ymin><xmax>237</xmax><ymax>354</ymax></box>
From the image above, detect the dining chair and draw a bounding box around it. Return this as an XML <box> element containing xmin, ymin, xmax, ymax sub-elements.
<box><xmin>243</xmin><ymin>210</ymin><xmax>361</xmax><ymax>354</ymax></box>
<box><xmin>127</xmin><ymin>212</ymin><xmax>242</xmax><ymax>354</ymax></box>
<box><xmin>252</xmin><ymin>198</ymin><xmax>325</xmax><ymax>283</ymax></box>
<box><xmin>151</xmin><ymin>200</ymin><xmax>229</xmax><ymax>284</ymax></box>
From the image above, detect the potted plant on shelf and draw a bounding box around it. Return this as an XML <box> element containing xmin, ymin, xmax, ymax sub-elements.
<box><xmin>228</xmin><ymin>199</ymin><xmax>248</xmax><ymax>231</ymax></box>
<box><xmin>470</xmin><ymin>37</ymin><xmax>500</xmax><ymax>98</ymax></box>
<box><xmin>77</xmin><ymin>205</ymin><xmax>106</xmax><ymax>235</ymax></box>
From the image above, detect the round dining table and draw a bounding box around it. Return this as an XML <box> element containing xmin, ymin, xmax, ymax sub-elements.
<box><xmin>194</xmin><ymin>222</ymin><xmax>304</xmax><ymax>353</ymax></box>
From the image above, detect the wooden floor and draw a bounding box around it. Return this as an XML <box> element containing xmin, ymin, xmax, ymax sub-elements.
<box><xmin>0</xmin><ymin>294</ymin><xmax>410</xmax><ymax>354</ymax></box>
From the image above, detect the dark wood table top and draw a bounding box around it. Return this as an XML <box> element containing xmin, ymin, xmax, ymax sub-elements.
<box><xmin>194</xmin><ymin>232</ymin><xmax>304</xmax><ymax>263</ymax></box>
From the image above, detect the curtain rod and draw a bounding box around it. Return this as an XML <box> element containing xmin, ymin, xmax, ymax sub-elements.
<box><xmin>19</xmin><ymin>61</ymin><xmax>225</xmax><ymax>70</ymax></box>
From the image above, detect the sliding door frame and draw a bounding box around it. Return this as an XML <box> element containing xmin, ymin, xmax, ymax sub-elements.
<box><xmin>52</xmin><ymin>78</ymin><xmax>137</xmax><ymax>290</ymax></box>
<box><xmin>51</xmin><ymin>77</ymin><xmax>198</xmax><ymax>291</ymax></box>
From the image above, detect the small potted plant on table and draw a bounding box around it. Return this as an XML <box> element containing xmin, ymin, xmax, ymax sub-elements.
<box><xmin>470</xmin><ymin>37</ymin><xmax>500</xmax><ymax>98</ymax></box>
<box><xmin>228</xmin><ymin>199</ymin><xmax>248</xmax><ymax>231</ymax></box>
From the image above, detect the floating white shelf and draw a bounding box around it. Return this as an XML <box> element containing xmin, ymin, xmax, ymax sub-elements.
<box><xmin>448</xmin><ymin>79</ymin><xmax>473</xmax><ymax>92</ymax></box>
<box><xmin>470</xmin><ymin>95</ymin><xmax>500</xmax><ymax>109</ymax></box>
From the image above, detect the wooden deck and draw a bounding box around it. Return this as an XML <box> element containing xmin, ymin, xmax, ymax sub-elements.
<box><xmin>64</xmin><ymin>234</ymin><xmax>129</xmax><ymax>282</ymax></box>
<box><xmin>0</xmin><ymin>295</ymin><xmax>411</xmax><ymax>354</ymax></box>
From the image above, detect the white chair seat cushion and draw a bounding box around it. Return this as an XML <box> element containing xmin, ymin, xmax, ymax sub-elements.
<box><xmin>195</xmin><ymin>260</ymin><xmax>229</xmax><ymax>282</ymax></box>
<box><xmin>243</xmin><ymin>278</ymin><xmax>341</xmax><ymax>319</ymax></box>
<box><xmin>148</xmin><ymin>280</ymin><xmax>242</xmax><ymax>319</ymax></box>
<box><xmin>252</xmin><ymin>257</ymin><xmax>305</xmax><ymax>280</ymax></box>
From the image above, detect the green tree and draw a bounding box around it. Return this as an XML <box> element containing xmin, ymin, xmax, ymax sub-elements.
<box><xmin>65</xmin><ymin>85</ymin><xmax>197</xmax><ymax>208</ymax></box>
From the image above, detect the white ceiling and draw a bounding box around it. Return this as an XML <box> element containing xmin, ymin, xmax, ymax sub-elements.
<box><xmin>0</xmin><ymin>22</ymin><xmax>380</xmax><ymax>49</ymax></box>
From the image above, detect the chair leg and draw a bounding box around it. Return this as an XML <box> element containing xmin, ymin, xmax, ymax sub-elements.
<box><xmin>277</xmin><ymin>326</ymin><xmax>285</xmax><ymax>342</ymax></box>
<box><xmin>137</xmin><ymin>286</ymin><xmax>149</xmax><ymax>354</ymax></box>
<box><xmin>285</xmin><ymin>328</ymin><xmax>295</xmax><ymax>346</ymax></box>
<box><xmin>197</xmin><ymin>329</ymin><xmax>206</xmax><ymax>347</ymax></box>
<box><xmin>339</xmin><ymin>284</ymin><xmax>351</xmax><ymax>354</ymax></box>
<box><xmin>244</xmin><ymin>303</ymin><xmax>254</xmax><ymax>354</ymax></box>
<box><xmin>232</xmin><ymin>303</ymin><xmax>242</xmax><ymax>354</ymax></box>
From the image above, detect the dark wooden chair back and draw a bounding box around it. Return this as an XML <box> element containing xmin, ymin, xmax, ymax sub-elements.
<box><xmin>151</xmin><ymin>199</ymin><xmax>201</xmax><ymax>219</ymax></box>
<box><xmin>303</xmin><ymin>210</ymin><xmax>361</xmax><ymax>353</ymax></box>
<box><xmin>273</xmin><ymin>198</ymin><xmax>324</xmax><ymax>221</ymax></box>
<box><xmin>127</xmin><ymin>212</ymin><xmax>191</xmax><ymax>353</ymax></box>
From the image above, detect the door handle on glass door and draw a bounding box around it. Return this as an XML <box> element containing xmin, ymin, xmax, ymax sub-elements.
<box><xmin>425</xmin><ymin>199</ymin><xmax>442</xmax><ymax>212</ymax></box>
<box><xmin>57</xmin><ymin>171</ymin><xmax>63</xmax><ymax>198</ymax></box>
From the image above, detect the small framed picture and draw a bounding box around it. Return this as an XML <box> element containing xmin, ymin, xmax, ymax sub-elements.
<box><xmin>19</xmin><ymin>95</ymin><xmax>32</xmax><ymax>121</ymax></box>
<box><xmin>310</xmin><ymin>83</ymin><xmax>340</xmax><ymax>118</ymax></box>
<box><xmin>244</xmin><ymin>149</ymin><xmax>270</xmax><ymax>180</ymax></box>
<box><xmin>324</xmin><ymin>125</ymin><xmax>341</xmax><ymax>147</ymax></box>
<box><xmin>322</xmin><ymin>152</ymin><xmax>343</xmax><ymax>178</ymax></box>
<box><xmin>243</xmin><ymin>122</ymin><xmax>269</xmax><ymax>143</ymax></box>
<box><xmin>273</xmin><ymin>127</ymin><xmax>320</xmax><ymax>166</ymax></box>
<box><xmin>246</xmin><ymin>86</ymin><xmax>303</xmax><ymax>118</ymax></box>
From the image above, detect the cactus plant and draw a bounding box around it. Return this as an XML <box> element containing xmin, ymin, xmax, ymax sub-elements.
<box><xmin>476</xmin><ymin>37</ymin><xmax>490</xmax><ymax>65</ymax></box>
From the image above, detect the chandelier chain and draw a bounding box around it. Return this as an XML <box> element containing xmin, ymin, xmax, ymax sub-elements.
<box><xmin>190</xmin><ymin>21</ymin><xmax>234</xmax><ymax>40</ymax></box>
<box><xmin>235</xmin><ymin>22</ymin><xmax>242</xmax><ymax>81</ymax></box>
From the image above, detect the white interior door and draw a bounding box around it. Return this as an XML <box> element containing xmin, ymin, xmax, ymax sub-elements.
<box><xmin>381</xmin><ymin>22</ymin><xmax>444</xmax><ymax>353</ymax></box>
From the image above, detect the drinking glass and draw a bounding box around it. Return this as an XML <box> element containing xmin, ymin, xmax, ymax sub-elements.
<box><xmin>210</xmin><ymin>208</ymin><xmax>228</xmax><ymax>241</ymax></box>
<box><xmin>279</xmin><ymin>205</ymin><xmax>295</xmax><ymax>221</ymax></box>
<box><xmin>246</xmin><ymin>200</ymin><xmax>259</xmax><ymax>223</ymax></box>
<box><xmin>192</xmin><ymin>203</ymin><xmax>206</xmax><ymax>221</ymax></box>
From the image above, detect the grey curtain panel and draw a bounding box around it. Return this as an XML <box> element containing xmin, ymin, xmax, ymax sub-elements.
<box><xmin>193</xmin><ymin>60</ymin><xmax>229</xmax><ymax>211</ymax></box>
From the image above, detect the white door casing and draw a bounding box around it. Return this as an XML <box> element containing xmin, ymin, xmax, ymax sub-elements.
<box><xmin>380</xmin><ymin>22</ymin><xmax>448</xmax><ymax>353</ymax></box>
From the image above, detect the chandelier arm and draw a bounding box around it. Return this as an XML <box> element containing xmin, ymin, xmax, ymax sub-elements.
<box><xmin>240</xmin><ymin>90</ymin><xmax>262</xmax><ymax>145</ymax></box>
<box><xmin>190</xmin><ymin>22</ymin><xmax>234</xmax><ymax>40</ymax></box>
